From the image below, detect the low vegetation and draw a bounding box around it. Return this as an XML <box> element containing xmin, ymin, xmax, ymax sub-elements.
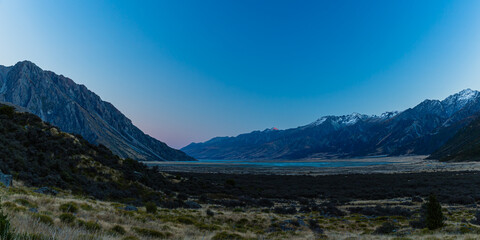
<box><xmin>0</xmin><ymin>183</ymin><xmax>480</xmax><ymax>239</ymax></box>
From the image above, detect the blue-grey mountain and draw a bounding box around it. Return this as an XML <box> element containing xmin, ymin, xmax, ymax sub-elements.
<box><xmin>182</xmin><ymin>89</ymin><xmax>480</xmax><ymax>160</ymax></box>
<box><xmin>0</xmin><ymin>61</ymin><xmax>194</xmax><ymax>161</ymax></box>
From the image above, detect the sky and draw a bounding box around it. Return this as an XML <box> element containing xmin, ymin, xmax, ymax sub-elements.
<box><xmin>1</xmin><ymin>0</ymin><xmax>480</xmax><ymax>149</ymax></box>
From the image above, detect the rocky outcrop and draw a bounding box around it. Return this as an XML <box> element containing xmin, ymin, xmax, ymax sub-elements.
<box><xmin>0</xmin><ymin>61</ymin><xmax>194</xmax><ymax>161</ymax></box>
<box><xmin>0</xmin><ymin>171</ymin><xmax>12</xmax><ymax>187</ymax></box>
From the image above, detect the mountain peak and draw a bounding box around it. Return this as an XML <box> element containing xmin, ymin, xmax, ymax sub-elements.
<box><xmin>441</xmin><ymin>89</ymin><xmax>480</xmax><ymax>116</ymax></box>
<box><xmin>14</xmin><ymin>60</ymin><xmax>39</xmax><ymax>68</ymax></box>
<box><xmin>443</xmin><ymin>88</ymin><xmax>479</xmax><ymax>101</ymax></box>
<box><xmin>0</xmin><ymin>60</ymin><xmax>195</xmax><ymax>161</ymax></box>
<box><xmin>456</xmin><ymin>88</ymin><xmax>478</xmax><ymax>101</ymax></box>
<box><xmin>12</xmin><ymin>60</ymin><xmax>42</xmax><ymax>75</ymax></box>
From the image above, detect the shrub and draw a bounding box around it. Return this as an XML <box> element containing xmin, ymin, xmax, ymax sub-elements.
<box><xmin>132</xmin><ymin>227</ymin><xmax>170</xmax><ymax>238</ymax></box>
<box><xmin>145</xmin><ymin>202</ymin><xmax>157</xmax><ymax>214</ymax></box>
<box><xmin>111</xmin><ymin>225</ymin><xmax>126</xmax><ymax>235</ymax></box>
<box><xmin>471</xmin><ymin>211</ymin><xmax>480</xmax><ymax>225</ymax></box>
<box><xmin>0</xmin><ymin>207</ymin><xmax>14</xmax><ymax>240</ymax></box>
<box><xmin>348</xmin><ymin>205</ymin><xmax>412</xmax><ymax>217</ymax></box>
<box><xmin>59</xmin><ymin>213</ymin><xmax>76</xmax><ymax>224</ymax></box>
<box><xmin>176</xmin><ymin>216</ymin><xmax>195</xmax><ymax>225</ymax></box>
<box><xmin>177</xmin><ymin>193</ymin><xmax>188</xmax><ymax>201</ymax></box>
<box><xmin>34</xmin><ymin>214</ymin><xmax>54</xmax><ymax>226</ymax></box>
<box><xmin>233</xmin><ymin>208</ymin><xmax>243</xmax><ymax>212</ymax></box>
<box><xmin>409</xmin><ymin>219</ymin><xmax>426</xmax><ymax>229</ymax></box>
<box><xmin>225</xmin><ymin>179</ymin><xmax>236</xmax><ymax>187</ymax></box>
<box><xmin>374</xmin><ymin>221</ymin><xmax>396</xmax><ymax>234</ymax></box>
<box><xmin>206</xmin><ymin>209</ymin><xmax>215</xmax><ymax>217</ymax></box>
<box><xmin>273</xmin><ymin>206</ymin><xmax>297</xmax><ymax>215</ymax></box>
<box><xmin>308</xmin><ymin>219</ymin><xmax>324</xmax><ymax>234</ymax></box>
<box><xmin>59</xmin><ymin>202</ymin><xmax>78</xmax><ymax>213</ymax></box>
<box><xmin>0</xmin><ymin>105</ymin><xmax>15</xmax><ymax>118</ymax></box>
<box><xmin>425</xmin><ymin>194</ymin><xmax>444</xmax><ymax>230</ymax></box>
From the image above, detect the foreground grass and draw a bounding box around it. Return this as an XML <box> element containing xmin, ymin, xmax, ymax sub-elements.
<box><xmin>2</xmin><ymin>182</ymin><xmax>480</xmax><ymax>239</ymax></box>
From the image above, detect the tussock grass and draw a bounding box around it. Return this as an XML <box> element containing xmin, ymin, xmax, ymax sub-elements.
<box><xmin>1</xmin><ymin>182</ymin><xmax>480</xmax><ymax>239</ymax></box>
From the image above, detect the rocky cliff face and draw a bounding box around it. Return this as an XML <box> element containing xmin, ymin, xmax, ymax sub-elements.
<box><xmin>182</xmin><ymin>89</ymin><xmax>480</xmax><ymax>160</ymax></box>
<box><xmin>0</xmin><ymin>61</ymin><xmax>194</xmax><ymax>161</ymax></box>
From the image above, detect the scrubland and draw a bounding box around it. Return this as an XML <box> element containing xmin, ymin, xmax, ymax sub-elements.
<box><xmin>2</xmin><ymin>180</ymin><xmax>480</xmax><ymax>240</ymax></box>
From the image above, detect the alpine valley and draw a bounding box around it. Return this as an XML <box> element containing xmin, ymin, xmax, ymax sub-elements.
<box><xmin>183</xmin><ymin>89</ymin><xmax>480</xmax><ymax>160</ymax></box>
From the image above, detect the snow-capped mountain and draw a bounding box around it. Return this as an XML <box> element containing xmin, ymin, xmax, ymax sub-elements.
<box><xmin>182</xmin><ymin>89</ymin><xmax>480</xmax><ymax>160</ymax></box>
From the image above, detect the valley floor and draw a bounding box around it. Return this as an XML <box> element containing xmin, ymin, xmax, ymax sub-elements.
<box><xmin>147</xmin><ymin>155</ymin><xmax>480</xmax><ymax>175</ymax></box>
<box><xmin>5</xmin><ymin>157</ymin><xmax>480</xmax><ymax>239</ymax></box>
<box><xmin>3</xmin><ymin>182</ymin><xmax>480</xmax><ymax>240</ymax></box>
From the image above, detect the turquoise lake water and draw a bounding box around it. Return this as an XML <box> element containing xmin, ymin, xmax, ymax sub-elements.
<box><xmin>152</xmin><ymin>159</ymin><xmax>396</xmax><ymax>168</ymax></box>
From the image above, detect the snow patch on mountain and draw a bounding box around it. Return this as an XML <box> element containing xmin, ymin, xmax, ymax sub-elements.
<box><xmin>337</xmin><ymin>113</ymin><xmax>367</xmax><ymax>125</ymax></box>
<box><xmin>310</xmin><ymin>116</ymin><xmax>328</xmax><ymax>126</ymax></box>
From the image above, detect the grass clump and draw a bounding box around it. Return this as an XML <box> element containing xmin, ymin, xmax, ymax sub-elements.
<box><xmin>80</xmin><ymin>203</ymin><xmax>93</xmax><ymax>211</ymax></box>
<box><xmin>59</xmin><ymin>213</ymin><xmax>76</xmax><ymax>224</ymax></box>
<box><xmin>175</xmin><ymin>216</ymin><xmax>195</xmax><ymax>225</ymax></box>
<box><xmin>111</xmin><ymin>225</ymin><xmax>126</xmax><ymax>235</ymax></box>
<box><xmin>13</xmin><ymin>199</ymin><xmax>37</xmax><ymax>208</ymax></box>
<box><xmin>194</xmin><ymin>222</ymin><xmax>221</xmax><ymax>231</ymax></box>
<box><xmin>77</xmin><ymin>219</ymin><xmax>101</xmax><ymax>231</ymax></box>
<box><xmin>33</xmin><ymin>214</ymin><xmax>54</xmax><ymax>226</ymax></box>
<box><xmin>1</xmin><ymin>202</ymin><xmax>16</xmax><ymax>209</ymax></box>
<box><xmin>59</xmin><ymin>202</ymin><xmax>78</xmax><ymax>213</ymax></box>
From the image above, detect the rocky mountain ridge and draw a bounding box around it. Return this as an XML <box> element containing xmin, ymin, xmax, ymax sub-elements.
<box><xmin>0</xmin><ymin>61</ymin><xmax>194</xmax><ymax>161</ymax></box>
<box><xmin>182</xmin><ymin>89</ymin><xmax>480</xmax><ymax>160</ymax></box>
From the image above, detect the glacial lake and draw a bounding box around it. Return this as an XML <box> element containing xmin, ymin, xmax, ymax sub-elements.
<box><xmin>171</xmin><ymin>159</ymin><xmax>396</xmax><ymax>168</ymax></box>
<box><xmin>145</xmin><ymin>157</ymin><xmax>400</xmax><ymax>171</ymax></box>
<box><xmin>145</xmin><ymin>156</ymin><xmax>451</xmax><ymax>175</ymax></box>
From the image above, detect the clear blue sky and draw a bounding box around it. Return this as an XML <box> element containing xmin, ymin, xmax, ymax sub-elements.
<box><xmin>1</xmin><ymin>0</ymin><xmax>480</xmax><ymax>149</ymax></box>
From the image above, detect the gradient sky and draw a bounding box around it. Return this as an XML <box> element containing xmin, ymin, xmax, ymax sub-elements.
<box><xmin>1</xmin><ymin>0</ymin><xmax>480</xmax><ymax>149</ymax></box>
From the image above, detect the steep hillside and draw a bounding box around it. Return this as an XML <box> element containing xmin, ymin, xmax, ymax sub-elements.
<box><xmin>183</xmin><ymin>89</ymin><xmax>480</xmax><ymax>159</ymax></box>
<box><xmin>428</xmin><ymin>114</ymin><xmax>480</xmax><ymax>161</ymax></box>
<box><xmin>0</xmin><ymin>104</ymin><xmax>171</xmax><ymax>203</ymax></box>
<box><xmin>0</xmin><ymin>61</ymin><xmax>194</xmax><ymax>161</ymax></box>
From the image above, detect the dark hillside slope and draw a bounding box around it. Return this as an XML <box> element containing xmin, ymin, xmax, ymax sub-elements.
<box><xmin>0</xmin><ymin>104</ymin><xmax>172</xmax><ymax>203</ymax></box>
<box><xmin>428</xmin><ymin>114</ymin><xmax>480</xmax><ymax>161</ymax></box>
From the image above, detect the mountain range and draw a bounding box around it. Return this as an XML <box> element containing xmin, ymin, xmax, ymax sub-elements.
<box><xmin>0</xmin><ymin>61</ymin><xmax>194</xmax><ymax>161</ymax></box>
<box><xmin>182</xmin><ymin>89</ymin><xmax>480</xmax><ymax>160</ymax></box>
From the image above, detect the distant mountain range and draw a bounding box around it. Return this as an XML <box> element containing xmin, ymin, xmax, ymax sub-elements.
<box><xmin>182</xmin><ymin>89</ymin><xmax>480</xmax><ymax>160</ymax></box>
<box><xmin>0</xmin><ymin>61</ymin><xmax>194</xmax><ymax>161</ymax></box>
